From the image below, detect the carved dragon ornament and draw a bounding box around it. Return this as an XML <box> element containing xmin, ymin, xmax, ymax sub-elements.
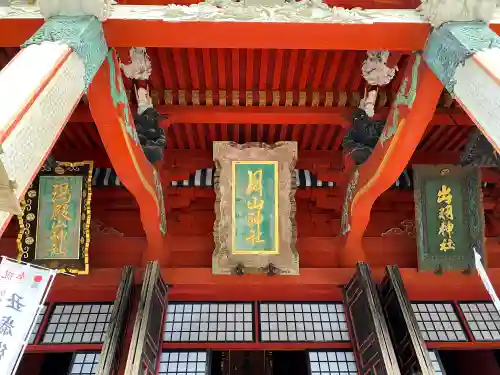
<box><xmin>2</xmin><ymin>0</ymin><xmax>500</xmax><ymax>25</ymax></box>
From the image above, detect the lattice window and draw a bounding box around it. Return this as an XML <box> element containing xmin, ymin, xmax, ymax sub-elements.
<box><xmin>308</xmin><ymin>351</ymin><xmax>357</xmax><ymax>375</ymax></box>
<box><xmin>42</xmin><ymin>303</ymin><xmax>113</xmax><ymax>344</ymax></box>
<box><xmin>28</xmin><ymin>304</ymin><xmax>47</xmax><ymax>344</ymax></box>
<box><xmin>411</xmin><ymin>302</ymin><xmax>467</xmax><ymax>341</ymax></box>
<box><xmin>158</xmin><ymin>351</ymin><xmax>208</xmax><ymax>375</ymax></box>
<box><xmin>164</xmin><ymin>302</ymin><xmax>254</xmax><ymax>342</ymax></box>
<box><xmin>69</xmin><ymin>352</ymin><xmax>101</xmax><ymax>375</ymax></box>
<box><xmin>259</xmin><ymin>303</ymin><xmax>349</xmax><ymax>342</ymax></box>
<box><xmin>429</xmin><ymin>351</ymin><xmax>447</xmax><ymax>375</ymax></box>
<box><xmin>459</xmin><ymin>302</ymin><xmax>500</xmax><ymax>341</ymax></box>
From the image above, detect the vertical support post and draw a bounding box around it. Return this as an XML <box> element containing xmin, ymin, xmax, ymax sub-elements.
<box><xmin>340</xmin><ymin>53</ymin><xmax>443</xmax><ymax>266</ymax></box>
<box><xmin>87</xmin><ymin>49</ymin><xmax>167</xmax><ymax>264</ymax></box>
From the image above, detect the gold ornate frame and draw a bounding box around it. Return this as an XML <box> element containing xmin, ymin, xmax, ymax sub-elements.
<box><xmin>17</xmin><ymin>161</ymin><xmax>93</xmax><ymax>275</ymax></box>
<box><xmin>213</xmin><ymin>142</ymin><xmax>298</xmax><ymax>275</ymax></box>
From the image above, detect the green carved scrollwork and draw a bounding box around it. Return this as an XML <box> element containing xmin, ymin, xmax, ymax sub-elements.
<box><xmin>340</xmin><ymin>168</ymin><xmax>359</xmax><ymax>236</ymax></box>
<box><xmin>465</xmin><ymin>168</ymin><xmax>484</xmax><ymax>265</ymax></box>
<box><xmin>424</xmin><ymin>22</ymin><xmax>500</xmax><ymax>94</ymax></box>
<box><xmin>380</xmin><ymin>54</ymin><xmax>421</xmax><ymax>144</ymax></box>
<box><xmin>107</xmin><ymin>51</ymin><xmax>141</xmax><ymax>145</ymax></box>
<box><xmin>153</xmin><ymin>167</ymin><xmax>167</xmax><ymax>236</ymax></box>
<box><xmin>22</xmin><ymin>16</ymin><xmax>108</xmax><ymax>92</ymax></box>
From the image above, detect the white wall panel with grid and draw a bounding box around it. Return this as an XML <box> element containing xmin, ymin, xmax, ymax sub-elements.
<box><xmin>429</xmin><ymin>351</ymin><xmax>447</xmax><ymax>375</ymax></box>
<box><xmin>308</xmin><ymin>350</ymin><xmax>446</xmax><ymax>375</ymax></box>
<box><xmin>308</xmin><ymin>351</ymin><xmax>357</xmax><ymax>375</ymax></box>
<box><xmin>42</xmin><ymin>303</ymin><xmax>113</xmax><ymax>344</ymax></box>
<box><xmin>158</xmin><ymin>351</ymin><xmax>208</xmax><ymax>375</ymax></box>
<box><xmin>458</xmin><ymin>302</ymin><xmax>500</xmax><ymax>341</ymax></box>
<box><xmin>164</xmin><ymin>302</ymin><xmax>254</xmax><ymax>342</ymax></box>
<box><xmin>259</xmin><ymin>303</ymin><xmax>349</xmax><ymax>342</ymax></box>
<box><xmin>411</xmin><ymin>302</ymin><xmax>467</xmax><ymax>341</ymax></box>
<box><xmin>69</xmin><ymin>352</ymin><xmax>101</xmax><ymax>375</ymax></box>
<box><xmin>29</xmin><ymin>304</ymin><xmax>47</xmax><ymax>344</ymax></box>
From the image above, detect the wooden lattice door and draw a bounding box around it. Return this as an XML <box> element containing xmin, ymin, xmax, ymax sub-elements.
<box><xmin>378</xmin><ymin>266</ymin><xmax>435</xmax><ymax>375</ymax></box>
<box><xmin>343</xmin><ymin>262</ymin><xmax>401</xmax><ymax>375</ymax></box>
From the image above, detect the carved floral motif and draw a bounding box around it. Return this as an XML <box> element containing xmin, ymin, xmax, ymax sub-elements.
<box><xmin>121</xmin><ymin>47</ymin><xmax>152</xmax><ymax>81</ymax></box>
<box><xmin>0</xmin><ymin>1</ymin><xmax>432</xmax><ymax>24</ymax></box>
<box><xmin>359</xmin><ymin>51</ymin><xmax>398</xmax><ymax>117</ymax></box>
<box><xmin>340</xmin><ymin>168</ymin><xmax>359</xmax><ymax>236</ymax></box>
<box><xmin>379</xmin><ymin>54</ymin><xmax>421</xmax><ymax>144</ymax></box>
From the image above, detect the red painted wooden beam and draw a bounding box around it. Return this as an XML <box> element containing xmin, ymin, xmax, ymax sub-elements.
<box><xmin>340</xmin><ymin>54</ymin><xmax>444</xmax><ymax>266</ymax></box>
<box><xmin>0</xmin><ymin>18</ymin><xmax>429</xmax><ymax>51</ymax></box>
<box><xmin>87</xmin><ymin>49</ymin><xmax>167</xmax><ymax>264</ymax></box>
<box><xmin>46</xmin><ymin>265</ymin><xmax>500</xmax><ymax>302</ymax></box>
<box><xmin>0</xmin><ymin>11</ymin><xmax>498</xmax><ymax>50</ymax></box>
<box><xmin>69</xmin><ymin>104</ymin><xmax>475</xmax><ymax>126</ymax></box>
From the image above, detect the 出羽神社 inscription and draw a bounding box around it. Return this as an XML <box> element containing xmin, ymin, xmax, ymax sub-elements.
<box><xmin>413</xmin><ymin>165</ymin><xmax>485</xmax><ymax>273</ymax></box>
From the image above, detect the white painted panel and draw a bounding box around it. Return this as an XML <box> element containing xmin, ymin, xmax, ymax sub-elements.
<box><xmin>164</xmin><ymin>302</ymin><xmax>254</xmax><ymax>342</ymax></box>
<box><xmin>453</xmin><ymin>48</ymin><xmax>500</xmax><ymax>152</ymax></box>
<box><xmin>0</xmin><ymin>42</ymin><xmax>85</xmax><ymax>234</ymax></box>
<box><xmin>260</xmin><ymin>302</ymin><xmax>349</xmax><ymax>342</ymax></box>
<box><xmin>411</xmin><ymin>302</ymin><xmax>467</xmax><ymax>342</ymax></box>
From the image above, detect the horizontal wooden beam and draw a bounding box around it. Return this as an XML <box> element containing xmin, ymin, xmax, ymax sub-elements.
<box><xmin>69</xmin><ymin>104</ymin><xmax>475</xmax><ymax>126</ymax></box>
<box><xmin>161</xmin><ymin>149</ymin><xmax>500</xmax><ymax>183</ymax></box>
<box><xmin>0</xmin><ymin>7</ymin><xmax>499</xmax><ymax>50</ymax></box>
<box><xmin>52</xmin><ymin>147</ymin><xmax>500</xmax><ymax>184</ymax></box>
<box><xmin>0</xmin><ymin>7</ymin><xmax>429</xmax><ymax>50</ymax></box>
<box><xmin>46</xmin><ymin>265</ymin><xmax>500</xmax><ymax>302</ymax></box>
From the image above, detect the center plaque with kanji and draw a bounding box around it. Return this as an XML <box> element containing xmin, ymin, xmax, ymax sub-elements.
<box><xmin>232</xmin><ymin>161</ymin><xmax>279</xmax><ymax>254</ymax></box>
<box><xmin>413</xmin><ymin>165</ymin><xmax>485</xmax><ymax>273</ymax></box>
<box><xmin>213</xmin><ymin>142</ymin><xmax>298</xmax><ymax>275</ymax></box>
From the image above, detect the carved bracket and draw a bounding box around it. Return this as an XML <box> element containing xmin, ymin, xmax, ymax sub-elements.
<box><xmin>134</xmin><ymin>98</ymin><xmax>167</xmax><ymax>165</ymax></box>
<box><xmin>342</xmin><ymin>108</ymin><xmax>385</xmax><ymax>165</ymax></box>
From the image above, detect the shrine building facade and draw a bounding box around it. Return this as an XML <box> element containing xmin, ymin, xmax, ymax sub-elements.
<box><xmin>0</xmin><ymin>0</ymin><xmax>500</xmax><ymax>374</ymax></box>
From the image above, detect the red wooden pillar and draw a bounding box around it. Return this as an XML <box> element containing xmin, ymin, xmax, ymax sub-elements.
<box><xmin>340</xmin><ymin>53</ymin><xmax>443</xmax><ymax>267</ymax></box>
<box><xmin>87</xmin><ymin>49</ymin><xmax>167</xmax><ymax>264</ymax></box>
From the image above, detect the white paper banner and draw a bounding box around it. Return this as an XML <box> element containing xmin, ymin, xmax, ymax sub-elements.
<box><xmin>0</xmin><ymin>257</ymin><xmax>56</xmax><ymax>375</ymax></box>
<box><xmin>474</xmin><ymin>248</ymin><xmax>500</xmax><ymax>314</ymax></box>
